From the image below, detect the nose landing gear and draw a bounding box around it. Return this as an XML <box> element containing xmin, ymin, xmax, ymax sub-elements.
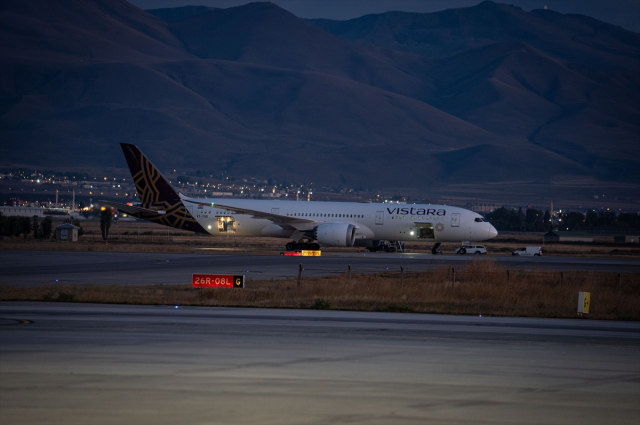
<box><xmin>431</xmin><ymin>242</ymin><xmax>442</xmax><ymax>255</ymax></box>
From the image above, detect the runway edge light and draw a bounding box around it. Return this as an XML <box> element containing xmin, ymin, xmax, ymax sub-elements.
<box><xmin>578</xmin><ymin>292</ymin><xmax>590</xmax><ymax>315</ymax></box>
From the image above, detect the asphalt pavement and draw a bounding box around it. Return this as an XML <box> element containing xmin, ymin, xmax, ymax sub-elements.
<box><xmin>0</xmin><ymin>250</ymin><xmax>638</xmax><ymax>286</ymax></box>
<box><xmin>0</xmin><ymin>302</ymin><xmax>638</xmax><ymax>425</ymax></box>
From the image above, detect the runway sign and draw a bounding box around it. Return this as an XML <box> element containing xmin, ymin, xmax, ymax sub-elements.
<box><xmin>193</xmin><ymin>274</ymin><xmax>244</xmax><ymax>288</ymax></box>
<box><xmin>301</xmin><ymin>250</ymin><xmax>321</xmax><ymax>256</ymax></box>
<box><xmin>578</xmin><ymin>291</ymin><xmax>590</xmax><ymax>314</ymax></box>
<box><xmin>280</xmin><ymin>251</ymin><xmax>321</xmax><ymax>256</ymax></box>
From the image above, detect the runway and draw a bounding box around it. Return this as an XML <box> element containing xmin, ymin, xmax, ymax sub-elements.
<box><xmin>0</xmin><ymin>302</ymin><xmax>638</xmax><ymax>425</ymax></box>
<box><xmin>0</xmin><ymin>250</ymin><xmax>638</xmax><ymax>287</ymax></box>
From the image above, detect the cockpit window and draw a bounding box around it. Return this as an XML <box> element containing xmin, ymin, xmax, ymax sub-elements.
<box><xmin>474</xmin><ymin>217</ymin><xmax>487</xmax><ymax>222</ymax></box>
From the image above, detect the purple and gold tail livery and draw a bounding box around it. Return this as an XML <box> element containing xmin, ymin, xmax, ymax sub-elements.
<box><xmin>101</xmin><ymin>144</ymin><xmax>207</xmax><ymax>234</ymax></box>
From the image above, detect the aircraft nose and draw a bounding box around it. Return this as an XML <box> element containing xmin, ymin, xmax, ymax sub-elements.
<box><xmin>488</xmin><ymin>225</ymin><xmax>498</xmax><ymax>239</ymax></box>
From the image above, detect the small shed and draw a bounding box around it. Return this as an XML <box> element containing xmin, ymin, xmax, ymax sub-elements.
<box><xmin>614</xmin><ymin>235</ymin><xmax>639</xmax><ymax>243</ymax></box>
<box><xmin>55</xmin><ymin>223</ymin><xmax>79</xmax><ymax>242</ymax></box>
<box><xmin>544</xmin><ymin>231</ymin><xmax>593</xmax><ymax>243</ymax></box>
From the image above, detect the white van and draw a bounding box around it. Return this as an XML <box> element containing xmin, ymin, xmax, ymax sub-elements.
<box><xmin>512</xmin><ymin>246</ymin><xmax>542</xmax><ymax>256</ymax></box>
<box><xmin>455</xmin><ymin>245</ymin><xmax>487</xmax><ymax>255</ymax></box>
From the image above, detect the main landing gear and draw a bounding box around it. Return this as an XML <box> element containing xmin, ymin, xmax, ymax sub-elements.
<box><xmin>431</xmin><ymin>242</ymin><xmax>442</xmax><ymax>255</ymax></box>
<box><xmin>366</xmin><ymin>241</ymin><xmax>404</xmax><ymax>253</ymax></box>
<box><xmin>285</xmin><ymin>241</ymin><xmax>320</xmax><ymax>251</ymax></box>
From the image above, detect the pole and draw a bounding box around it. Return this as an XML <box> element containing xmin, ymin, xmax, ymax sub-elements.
<box><xmin>507</xmin><ymin>269</ymin><xmax>510</xmax><ymax>283</ymax></box>
<box><xmin>348</xmin><ymin>264</ymin><xmax>351</xmax><ymax>282</ymax></box>
<box><xmin>560</xmin><ymin>271</ymin><xmax>563</xmax><ymax>285</ymax></box>
<box><xmin>401</xmin><ymin>266</ymin><xmax>404</xmax><ymax>288</ymax></box>
<box><xmin>619</xmin><ymin>273</ymin><xmax>622</xmax><ymax>297</ymax></box>
<box><xmin>297</xmin><ymin>263</ymin><xmax>302</xmax><ymax>287</ymax></box>
<box><xmin>452</xmin><ymin>267</ymin><xmax>455</xmax><ymax>289</ymax></box>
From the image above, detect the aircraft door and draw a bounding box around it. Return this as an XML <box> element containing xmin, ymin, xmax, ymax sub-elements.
<box><xmin>217</xmin><ymin>216</ymin><xmax>236</xmax><ymax>233</ymax></box>
<box><xmin>375</xmin><ymin>211</ymin><xmax>384</xmax><ymax>225</ymax></box>
<box><xmin>415</xmin><ymin>223</ymin><xmax>434</xmax><ymax>239</ymax></box>
<box><xmin>451</xmin><ymin>213</ymin><xmax>460</xmax><ymax>227</ymax></box>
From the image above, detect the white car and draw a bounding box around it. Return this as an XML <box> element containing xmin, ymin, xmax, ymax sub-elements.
<box><xmin>512</xmin><ymin>246</ymin><xmax>542</xmax><ymax>256</ymax></box>
<box><xmin>455</xmin><ymin>245</ymin><xmax>487</xmax><ymax>255</ymax></box>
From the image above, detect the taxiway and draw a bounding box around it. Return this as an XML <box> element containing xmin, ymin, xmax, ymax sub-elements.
<box><xmin>0</xmin><ymin>250</ymin><xmax>638</xmax><ymax>286</ymax></box>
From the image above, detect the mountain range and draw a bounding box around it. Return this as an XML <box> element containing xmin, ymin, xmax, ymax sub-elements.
<box><xmin>1</xmin><ymin>0</ymin><xmax>639</xmax><ymax>194</ymax></box>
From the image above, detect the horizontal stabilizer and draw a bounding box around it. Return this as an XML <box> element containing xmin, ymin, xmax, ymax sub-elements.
<box><xmin>99</xmin><ymin>201</ymin><xmax>165</xmax><ymax>216</ymax></box>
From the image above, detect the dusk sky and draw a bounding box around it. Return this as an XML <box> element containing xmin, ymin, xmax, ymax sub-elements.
<box><xmin>128</xmin><ymin>0</ymin><xmax>640</xmax><ymax>32</ymax></box>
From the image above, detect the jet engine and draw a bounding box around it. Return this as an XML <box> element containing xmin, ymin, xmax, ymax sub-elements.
<box><xmin>314</xmin><ymin>223</ymin><xmax>356</xmax><ymax>247</ymax></box>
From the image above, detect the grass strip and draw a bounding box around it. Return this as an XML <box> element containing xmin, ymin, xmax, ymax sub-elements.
<box><xmin>1</xmin><ymin>260</ymin><xmax>638</xmax><ymax>320</ymax></box>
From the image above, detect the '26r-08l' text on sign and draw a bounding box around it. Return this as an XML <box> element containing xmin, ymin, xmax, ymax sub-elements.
<box><xmin>192</xmin><ymin>274</ymin><xmax>245</xmax><ymax>288</ymax></box>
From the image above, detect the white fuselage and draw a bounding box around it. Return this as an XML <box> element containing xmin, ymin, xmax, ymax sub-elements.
<box><xmin>183</xmin><ymin>198</ymin><xmax>497</xmax><ymax>244</ymax></box>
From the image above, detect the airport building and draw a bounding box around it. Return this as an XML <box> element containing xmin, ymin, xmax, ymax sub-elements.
<box><xmin>613</xmin><ymin>235</ymin><xmax>639</xmax><ymax>243</ymax></box>
<box><xmin>55</xmin><ymin>223</ymin><xmax>80</xmax><ymax>242</ymax></box>
<box><xmin>471</xmin><ymin>204</ymin><xmax>499</xmax><ymax>213</ymax></box>
<box><xmin>0</xmin><ymin>206</ymin><xmax>46</xmax><ymax>218</ymax></box>
<box><xmin>544</xmin><ymin>231</ymin><xmax>593</xmax><ymax>243</ymax></box>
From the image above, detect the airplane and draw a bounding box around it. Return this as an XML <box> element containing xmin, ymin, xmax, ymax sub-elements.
<box><xmin>101</xmin><ymin>143</ymin><xmax>498</xmax><ymax>254</ymax></box>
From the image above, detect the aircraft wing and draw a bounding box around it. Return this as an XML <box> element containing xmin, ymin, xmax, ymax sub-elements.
<box><xmin>181</xmin><ymin>199</ymin><xmax>318</xmax><ymax>230</ymax></box>
<box><xmin>99</xmin><ymin>201</ymin><xmax>165</xmax><ymax>216</ymax></box>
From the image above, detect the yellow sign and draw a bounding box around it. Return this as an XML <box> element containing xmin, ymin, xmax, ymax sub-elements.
<box><xmin>578</xmin><ymin>292</ymin><xmax>590</xmax><ymax>314</ymax></box>
<box><xmin>301</xmin><ymin>250</ymin><xmax>321</xmax><ymax>256</ymax></box>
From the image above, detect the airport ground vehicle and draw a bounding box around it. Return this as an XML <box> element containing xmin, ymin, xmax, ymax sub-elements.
<box><xmin>455</xmin><ymin>245</ymin><xmax>487</xmax><ymax>255</ymax></box>
<box><xmin>102</xmin><ymin>144</ymin><xmax>498</xmax><ymax>251</ymax></box>
<box><xmin>364</xmin><ymin>241</ymin><xmax>405</xmax><ymax>253</ymax></box>
<box><xmin>513</xmin><ymin>246</ymin><xmax>542</xmax><ymax>256</ymax></box>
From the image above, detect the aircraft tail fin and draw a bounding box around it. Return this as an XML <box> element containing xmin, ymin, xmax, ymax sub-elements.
<box><xmin>118</xmin><ymin>143</ymin><xmax>207</xmax><ymax>234</ymax></box>
<box><xmin>120</xmin><ymin>143</ymin><xmax>180</xmax><ymax>204</ymax></box>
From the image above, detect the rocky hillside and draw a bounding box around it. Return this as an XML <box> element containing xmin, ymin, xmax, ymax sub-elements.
<box><xmin>1</xmin><ymin>0</ymin><xmax>638</xmax><ymax>190</ymax></box>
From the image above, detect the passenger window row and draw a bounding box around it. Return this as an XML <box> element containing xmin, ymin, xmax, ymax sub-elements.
<box><xmin>215</xmin><ymin>210</ymin><xmax>370</xmax><ymax>219</ymax></box>
<box><xmin>287</xmin><ymin>213</ymin><xmax>369</xmax><ymax>219</ymax></box>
